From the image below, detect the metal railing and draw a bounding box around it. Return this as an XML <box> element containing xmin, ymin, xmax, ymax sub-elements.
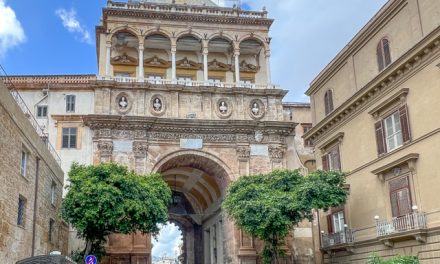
<box><xmin>376</xmin><ymin>212</ymin><xmax>427</xmax><ymax>237</ymax></box>
<box><xmin>97</xmin><ymin>76</ymin><xmax>279</xmax><ymax>89</ymax></box>
<box><xmin>321</xmin><ymin>228</ymin><xmax>355</xmax><ymax>249</ymax></box>
<box><xmin>109</xmin><ymin>1</ymin><xmax>268</xmax><ymax>19</ymax></box>
<box><xmin>0</xmin><ymin>65</ymin><xmax>62</xmax><ymax>165</ymax></box>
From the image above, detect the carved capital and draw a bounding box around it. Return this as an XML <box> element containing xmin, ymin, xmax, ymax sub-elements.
<box><xmin>98</xmin><ymin>141</ymin><xmax>113</xmax><ymax>156</ymax></box>
<box><xmin>236</xmin><ymin>146</ymin><xmax>250</xmax><ymax>160</ymax></box>
<box><xmin>133</xmin><ymin>141</ymin><xmax>149</xmax><ymax>158</ymax></box>
<box><xmin>269</xmin><ymin>146</ymin><xmax>285</xmax><ymax>161</ymax></box>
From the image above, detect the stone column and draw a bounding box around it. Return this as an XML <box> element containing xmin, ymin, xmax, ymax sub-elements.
<box><xmin>98</xmin><ymin>141</ymin><xmax>113</xmax><ymax>163</ymax></box>
<box><xmin>265</xmin><ymin>49</ymin><xmax>271</xmax><ymax>86</ymax></box>
<box><xmin>138</xmin><ymin>44</ymin><xmax>144</xmax><ymax>81</ymax></box>
<box><xmin>236</xmin><ymin>146</ymin><xmax>250</xmax><ymax>176</ymax></box>
<box><xmin>203</xmin><ymin>46</ymin><xmax>209</xmax><ymax>82</ymax></box>
<box><xmin>171</xmin><ymin>45</ymin><xmax>177</xmax><ymax>81</ymax></box>
<box><xmin>234</xmin><ymin>49</ymin><xmax>240</xmax><ymax>84</ymax></box>
<box><xmin>106</xmin><ymin>42</ymin><xmax>111</xmax><ymax>77</ymax></box>
<box><xmin>133</xmin><ymin>141</ymin><xmax>149</xmax><ymax>175</ymax></box>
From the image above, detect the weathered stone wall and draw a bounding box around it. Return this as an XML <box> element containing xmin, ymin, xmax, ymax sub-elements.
<box><xmin>0</xmin><ymin>81</ymin><xmax>66</xmax><ymax>264</ymax></box>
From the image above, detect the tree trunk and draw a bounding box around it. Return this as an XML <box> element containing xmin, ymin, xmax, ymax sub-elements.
<box><xmin>83</xmin><ymin>240</ymin><xmax>92</xmax><ymax>261</ymax></box>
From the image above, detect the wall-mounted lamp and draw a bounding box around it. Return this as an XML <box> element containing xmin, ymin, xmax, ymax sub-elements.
<box><xmin>412</xmin><ymin>205</ymin><xmax>418</xmax><ymax>211</ymax></box>
<box><xmin>374</xmin><ymin>215</ymin><xmax>380</xmax><ymax>220</ymax></box>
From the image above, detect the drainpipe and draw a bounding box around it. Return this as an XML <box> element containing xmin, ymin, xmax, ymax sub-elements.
<box><xmin>31</xmin><ymin>157</ymin><xmax>40</xmax><ymax>256</ymax></box>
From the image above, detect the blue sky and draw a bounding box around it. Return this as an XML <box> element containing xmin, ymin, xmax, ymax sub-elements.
<box><xmin>0</xmin><ymin>0</ymin><xmax>387</xmax><ymax>102</ymax></box>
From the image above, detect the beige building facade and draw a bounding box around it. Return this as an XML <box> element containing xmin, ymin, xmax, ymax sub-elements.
<box><xmin>304</xmin><ymin>0</ymin><xmax>440</xmax><ymax>263</ymax></box>
<box><xmin>6</xmin><ymin>0</ymin><xmax>315</xmax><ymax>263</ymax></box>
<box><xmin>0</xmin><ymin>79</ymin><xmax>68</xmax><ymax>264</ymax></box>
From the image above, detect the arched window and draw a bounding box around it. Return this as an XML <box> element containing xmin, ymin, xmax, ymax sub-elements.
<box><xmin>324</xmin><ymin>89</ymin><xmax>334</xmax><ymax>116</ymax></box>
<box><xmin>377</xmin><ymin>38</ymin><xmax>392</xmax><ymax>71</ymax></box>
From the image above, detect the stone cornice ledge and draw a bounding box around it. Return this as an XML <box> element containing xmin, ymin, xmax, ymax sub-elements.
<box><xmin>368</xmin><ymin>88</ymin><xmax>409</xmax><ymax>117</ymax></box>
<box><xmin>304</xmin><ymin>26</ymin><xmax>440</xmax><ymax>144</ymax></box>
<box><xmin>317</xmin><ymin>132</ymin><xmax>344</xmax><ymax>151</ymax></box>
<box><xmin>371</xmin><ymin>153</ymin><xmax>419</xmax><ymax>181</ymax></box>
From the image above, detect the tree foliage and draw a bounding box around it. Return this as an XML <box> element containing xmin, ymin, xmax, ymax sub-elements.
<box><xmin>367</xmin><ymin>255</ymin><xmax>419</xmax><ymax>264</ymax></box>
<box><xmin>62</xmin><ymin>163</ymin><xmax>172</xmax><ymax>261</ymax></box>
<box><xmin>223</xmin><ymin>170</ymin><xmax>348</xmax><ymax>264</ymax></box>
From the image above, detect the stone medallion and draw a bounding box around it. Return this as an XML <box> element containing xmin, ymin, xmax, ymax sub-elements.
<box><xmin>115</xmin><ymin>92</ymin><xmax>132</xmax><ymax>115</ymax></box>
<box><xmin>150</xmin><ymin>94</ymin><xmax>166</xmax><ymax>116</ymax></box>
<box><xmin>215</xmin><ymin>98</ymin><xmax>233</xmax><ymax>119</ymax></box>
<box><xmin>248</xmin><ymin>99</ymin><xmax>266</xmax><ymax>120</ymax></box>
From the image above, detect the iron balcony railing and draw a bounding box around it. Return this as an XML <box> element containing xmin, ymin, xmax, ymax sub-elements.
<box><xmin>321</xmin><ymin>229</ymin><xmax>355</xmax><ymax>249</ymax></box>
<box><xmin>375</xmin><ymin>212</ymin><xmax>427</xmax><ymax>237</ymax></box>
<box><xmin>97</xmin><ymin>76</ymin><xmax>279</xmax><ymax>89</ymax></box>
<box><xmin>0</xmin><ymin>65</ymin><xmax>62</xmax><ymax>165</ymax></box>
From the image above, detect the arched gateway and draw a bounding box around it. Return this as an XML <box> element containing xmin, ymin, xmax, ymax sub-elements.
<box><xmin>83</xmin><ymin>113</ymin><xmax>296</xmax><ymax>264</ymax></box>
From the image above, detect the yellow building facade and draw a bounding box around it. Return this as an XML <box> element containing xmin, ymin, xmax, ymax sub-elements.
<box><xmin>304</xmin><ymin>0</ymin><xmax>440</xmax><ymax>263</ymax></box>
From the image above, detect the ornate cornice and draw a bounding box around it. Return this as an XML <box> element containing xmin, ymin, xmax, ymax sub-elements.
<box><xmin>103</xmin><ymin>8</ymin><xmax>274</xmax><ymax>27</ymax></box>
<box><xmin>84</xmin><ymin>115</ymin><xmax>296</xmax><ymax>136</ymax></box>
<box><xmin>304</xmin><ymin>27</ymin><xmax>440</xmax><ymax>145</ymax></box>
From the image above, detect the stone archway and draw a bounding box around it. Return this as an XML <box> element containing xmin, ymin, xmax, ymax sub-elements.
<box><xmin>154</xmin><ymin>151</ymin><xmax>232</xmax><ymax>264</ymax></box>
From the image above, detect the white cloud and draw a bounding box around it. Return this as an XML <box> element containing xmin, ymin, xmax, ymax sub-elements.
<box><xmin>0</xmin><ymin>0</ymin><xmax>26</xmax><ymax>57</ymax></box>
<box><xmin>55</xmin><ymin>8</ymin><xmax>93</xmax><ymax>45</ymax></box>
<box><xmin>152</xmin><ymin>222</ymin><xmax>182</xmax><ymax>259</ymax></box>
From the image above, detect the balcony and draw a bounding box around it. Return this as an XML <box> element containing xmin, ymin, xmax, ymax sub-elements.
<box><xmin>375</xmin><ymin>212</ymin><xmax>427</xmax><ymax>247</ymax></box>
<box><xmin>321</xmin><ymin>228</ymin><xmax>355</xmax><ymax>253</ymax></box>
<box><xmin>97</xmin><ymin>76</ymin><xmax>279</xmax><ymax>89</ymax></box>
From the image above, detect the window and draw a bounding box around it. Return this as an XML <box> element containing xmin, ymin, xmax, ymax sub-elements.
<box><xmin>326</xmin><ymin>210</ymin><xmax>345</xmax><ymax>234</ymax></box>
<box><xmin>37</xmin><ymin>105</ymin><xmax>48</xmax><ymax>118</ymax></box>
<box><xmin>375</xmin><ymin>105</ymin><xmax>411</xmax><ymax>155</ymax></box>
<box><xmin>51</xmin><ymin>181</ymin><xmax>56</xmax><ymax>205</ymax></box>
<box><xmin>302</xmin><ymin>124</ymin><xmax>313</xmax><ymax>147</ymax></box>
<box><xmin>49</xmin><ymin>219</ymin><xmax>55</xmax><ymax>243</ymax></box>
<box><xmin>20</xmin><ymin>150</ymin><xmax>28</xmax><ymax>177</ymax></box>
<box><xmin>389</xmin><ymin>176</ymin><xmax>412</xmax><ymax>217</ymax></box>
<box><xmin>322</xmin><ymin>145</ymin><xmax>341</xmax><ymax>171</ymax></box>
<box><xmin>377</xmin><ymin>38</ymin><xmax>392</xmax><ymax>71</ymax></box>
<box><xmin>66</xmin><ymin>95</ymin><xmax>76</xmax><ymax>113</ymax></box>
<box><xmin>62</xmin><ymin>127</ymin><xmax>77</xmax><ymax>149</ymax></box>
<box><xmin>17</xmin><ymin>196</ymin><xmax>26</xmax><ymax>226</ymax></box>
<box><xmin>324</xmin><ymin>89</ymin><xmax>334</xmax><ymax>116</ymax></box>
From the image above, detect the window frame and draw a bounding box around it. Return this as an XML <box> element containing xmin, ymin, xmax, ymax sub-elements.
<box><xmin>20</xmin><ymin>149</ymin><xmax>28</xmax><ymax>177</ymax></box>
<box><xmin>332</xmin><ymin>210</ymin><xmax>345</xmax><ymax>233</ymax></box>
<box><xmin>36</xmin><ymin>105</ymin><xmax>48</xmax><ymax>118</ymax></box>
<box><xmin>61</xmin><ymin>127</ymin><xmax>78</xmax><ymax>149</ymax></box>
<box><xmin>49</xmin><ymin>218</ymin><xmax>55</xmax><ymax>243</ymax></box>
<box><xmin>17</xmin><ymin>195</ymin><xmax>26</xmax><ymax>227</ymax></box>
<box><xmin>389</xmin><ymin>175</ymin><xmax>413</xmax><ymax>218</ymax></box>
<box><xmin>324</xmin><ymin>89</ymin><xmax>334</xmax><ymax>116</ymax></box>
<box><xmin>322</xmin><ymin>144</ymin><xmax>341</xmax><ymax>172</ymax></box>
<box><xmin>65</xmin><ymin>95</ymin><xmax>76</xmax><ymax>113</ymax></box>
<box><xmin>377</xmin><ymin>38</ymin><xmax>392</xmax><ymax>72</ymax></box>
<box><xmin>50</xmin><ymin>181</ymin><xmax>56</xmax><ymax>206</ymax></box>
<box><xmin>383</xmin><ymin>111</ymin><xmax>403</xmax><ymax>152</ymax></box>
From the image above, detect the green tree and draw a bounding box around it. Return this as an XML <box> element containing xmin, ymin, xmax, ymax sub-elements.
<box><xmin>223</xmin><ymin>169</ymin><xmax>348</xmax><ymax>264</ymax></box>
<box><xmin>367</xmin><ymin>255</ymin><xmax>419</xmax><ymax>264</ymax></box>
<box><xmin>62</xmin><ymin>163</ymin><xmax>172</xmax><ymax>261</ymax></box>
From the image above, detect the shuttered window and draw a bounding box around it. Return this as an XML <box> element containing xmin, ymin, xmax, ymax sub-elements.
<box><xmin>66</xmin><ymin>95</ymin><xmax>76</xmax><ymax>113</ymax></box>
<box><xmin>326</xmin><ymin>210</ymin><xmax>345</xmax><ymax>234</ymax></box>
<box><xmin>324</xmin><ymin>90</ymin><xmax>334</xmax><ymax>116</ymax></box>
<box><xmin>375</xmin><ymin>105</ymin><xmax>411</xmax><ymax>155</ymax></box>
<box><xmin>322</xmin><ymin>145</ymin><xmax>341</xmax><ymax>171</ymax></box>
<box><xmin>377</xmin><ymin>38</ymin><xmax>392</xmax><ymax>72</ymax></box>
<box><xmin>389</xmin><ymin>176</ymin><xmax>412</xmax><ymax>217</ymax></box>
<box><xmin>17</xmin><ymin>196</ymin><xmax>26</xmax><ymax>226</ymax></box>
<box><xmin>62</xmin><ymin>128</ymin><xmax>77</xmax><ymax>149</ymax></box>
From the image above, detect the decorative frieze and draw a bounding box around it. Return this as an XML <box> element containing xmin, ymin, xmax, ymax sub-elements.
<box><xmin>236</xmin><ymin>146</ymin><xmax>250</xmax><ymax>160</ymax></box>
<box><xmin>148</xmin><ymin>132</ymin><xmax>237</xmax><ymax>142</ymax></box>
<box><xmin>133</xmin><ymin>141</ymin><xmax>149</xmax><ymax>158</ymax></box>
<box><xmin>98</xmin><ymin>141</ymin><xmax>113</xmax><ymax>156</ymax></box>
<box><xmin>269</xmin><ymin>146</ymin><xmax>285</xmax><ymax>161</ymax></box>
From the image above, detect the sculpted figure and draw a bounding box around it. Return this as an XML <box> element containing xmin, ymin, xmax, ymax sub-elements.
<box><xmin>252</xmin><ymin>102</ymin><xmax>259</xmax><ymax>115</ymax></box>
<box><xmin>119</xmin><ymin>96</ymin><xmax>128</xmax><ymax>109</ymax></box>
<box><xmin>153</xmin><ymin>98</ymin><xmax>162</xmax><ymax>112</ymax></box>
<box><xmin>219</xmin><ymin>101</ymin><xmax>228</xmax><ymax>114</ymax></box>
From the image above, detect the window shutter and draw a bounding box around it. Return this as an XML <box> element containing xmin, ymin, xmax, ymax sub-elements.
<box><xmin>324</xmin><ymin>92</ymin><xmax>329</xmax><ymax>115</ymax></box>
<box><xmin>375</xmin><ymin>121</ymin><xmax>386</xmax><ymax>155</ymax></box>
<box><xmin>327</xmin><ymin>214</ymin><xmax>334</xmax><ymax>234</ymax></box>
<box><xmin>383</xmin><ymin>39</ymin><xmax>391</xmax><ymax>67</ymax></box>
<box><xmin>399</xmin><ymin>105</ymin><xmax>411</xmax><ymax>143</ymax></box>
<box><xmin>377</xmin><ymin>42</ymin><xmax>384</xmax><ymax>71</ymax></box>
<box><xmin>328</xmin><ymin>90</ymin><xmax>334</xmax><ymax>113</ymax></box>
<box><xmin>398</xmin><ymin>188</ymin><xmax>412</xmax><ymax>216</ymax></box>
<box><xmin>322</xmin><ymin>155</ymin><xmax>329</xmax><ymax>171</ymax></box>
<box><xmin>390</xmin><ymin>192</ymin><xmax>399</xmax><ymax>217</ymax></box>
<box><xmin>332</xmin><ymin>146</ymin><xmax>341</xmax><ymax>171</ymax></box>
